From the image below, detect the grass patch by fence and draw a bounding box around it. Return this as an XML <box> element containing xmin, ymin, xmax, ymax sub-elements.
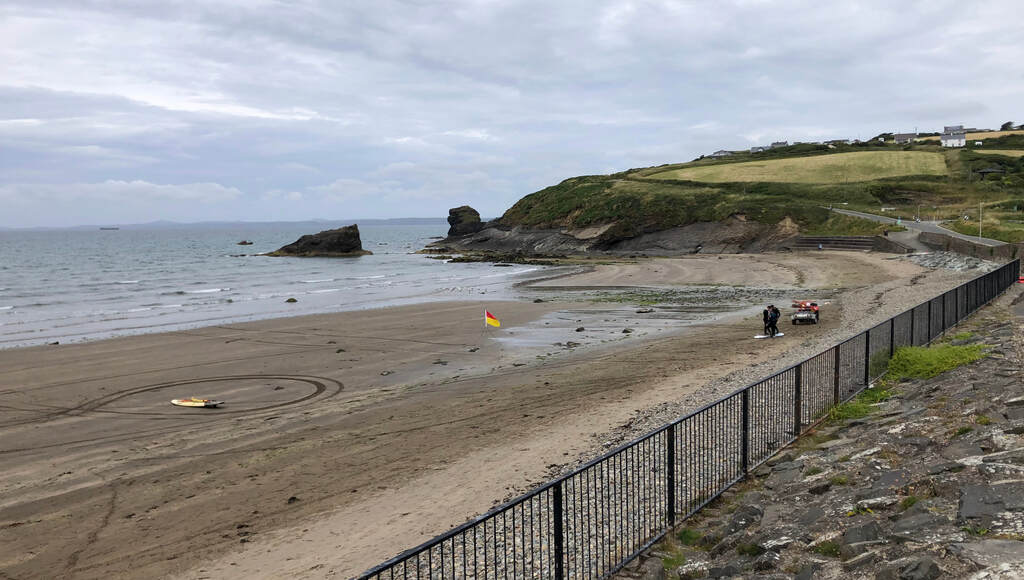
<box><xmin>829</xmin><ymin>386</ymin><xmax>895</xmax><ymax>422</ymax></box>
<box><xmin>883</xmin><ymin>343</ymin><xmax>987</xmax><ymax>383</ymax></box>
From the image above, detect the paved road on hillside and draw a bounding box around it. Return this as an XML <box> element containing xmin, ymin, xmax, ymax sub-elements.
<box><xmin>830</xmin><ymin>208</ymin><xmax>1005</xmax><ymax>247</ymax></box>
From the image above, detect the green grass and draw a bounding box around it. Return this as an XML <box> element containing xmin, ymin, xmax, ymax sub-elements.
<box><xmin>900</xmin><ymin>496</ymin><xmax>919</xmax><ymax>511</ymax></box>
<box><xmin>803</xmin><ymin>213</ymin><xmax>901</xmax><ymax>235</ymax></box>
<box><xmin>829</xmin><ymin>399</ymin><xmax>874</xmax><ymax>421</ymax></box>
<box><xmin>812</xmin><ymin>540</ymin><xmax>841</xmax><ymax>558</ymax></box>
<box><xmin>830</xmin><ymin>475</ymin><xmax>849</xmax><ymax>485</ymax></box>
<box><xmin>646</xmin><ymin>151</ymin><xmax>948</xmax><ymax>183</ymax></box>
<box><xmin>945</xmin><ymin>219</ymin><xmax>1024</xmax><ymax>243</ymax></box>
<box><xmin>677</xmin><ymin>528</ymin><xmax>703</xmax><ymax>546</ymax></box>
<box><xmin>953</xmin><ymin>426</ymin><xmax>974</xmax><ymax>438</ymax></box>
<box><xmin>828</xmin><ymin>387</ymin><xmax>894</xmax><ymax>422</ymax></box>
<box><xmin>975</xmin><ymin>150</ymin><xmax>1024</xmax><ymax>158</ymax></box>
<box><xmin>884</xmin><ymin>344</ymin><xmax>987</xmax><ymax>383</ymax></box>
<box><xmin>661</xmin><ymin>552</ymin><xmax>687</xmax><ymax>570</ymax></box>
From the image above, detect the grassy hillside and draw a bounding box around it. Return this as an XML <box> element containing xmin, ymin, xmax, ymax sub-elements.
<box><xmin>493</xmin><ymin>141</ymin><xmax>1024</xmax><ymax>241</ymax></box>
<box><xmin>644</xmin><ymin>151</ymin><xmax>947</xmax><ymax>183</ymax></box>
<box><xmin>974</xmin><ymin>150</ymin><xmax>1024</xmax><ymax>158</ymax></box>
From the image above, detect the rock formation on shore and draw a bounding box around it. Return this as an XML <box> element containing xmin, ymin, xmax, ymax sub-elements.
<box><xmin>429</xmin><ymin>205</ymin><xmax>798</xmax><ymax>257</ymax></box>
<box><xmin>447</xmin><ymin>205</ymin><xmax>486</xmax><ymax>236</ymax></box>
<box><xmin>269</xmin><ymin>224</ymin><xmax>372</xmax><ymax>257</ymax></box>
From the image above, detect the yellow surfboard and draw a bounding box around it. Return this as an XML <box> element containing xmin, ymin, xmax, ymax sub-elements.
<box><xmin>170</xmin><ymin>397</ymin><xmax>223</xmax><ymax>408</ymax></box>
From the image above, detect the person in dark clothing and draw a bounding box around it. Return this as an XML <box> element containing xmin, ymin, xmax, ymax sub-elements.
<box><xmin>768</xmin><ymin>305</ymin><xmax>781</xmax><ymax>337</ymax></box>
<box><xmin>762</xmin><ymin>306</ymin><xmax>771</xmax><ymax>336</ymax></box>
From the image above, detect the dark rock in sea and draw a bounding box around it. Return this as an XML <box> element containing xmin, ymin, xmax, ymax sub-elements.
<box><xmin>269</xmin><ymin>224</ymin><xmax>371</xmax><ymax>257</ymax></box>
<box><xmin>237</xmin><ymin>240</ymin><xmax>253</xmax><ymax>245</ymax></box>
<box><xmin>447</xmin><ymin>205</ymin><xmax>486</xmax><ymax>237</ymax></box>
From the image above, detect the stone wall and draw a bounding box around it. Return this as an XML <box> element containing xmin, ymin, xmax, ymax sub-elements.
<box><xmin>919</xmin><ymin>231</ymin><xmax>1023</xmax><ymax>261</ymax></box>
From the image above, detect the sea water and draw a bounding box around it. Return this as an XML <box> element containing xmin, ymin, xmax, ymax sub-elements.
<box><xmin>0</xmin><ymin>224</ymin><xmax>549</xmax><ymax>349</ymax></box>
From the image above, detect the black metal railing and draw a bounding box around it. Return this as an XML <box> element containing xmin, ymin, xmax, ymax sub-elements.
<box><xmin>357</xmin><ymin>259</ymin><xmax>1020</xmax><ymax>580</ymax></box>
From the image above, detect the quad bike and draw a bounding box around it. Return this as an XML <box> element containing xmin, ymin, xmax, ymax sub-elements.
<box><xmin>791</xmin><ymin>300</ymin><xmax>820</xmax><ymax>325</ymax></box>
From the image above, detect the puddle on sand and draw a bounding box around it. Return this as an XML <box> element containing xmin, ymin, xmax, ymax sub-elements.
<box><xmin>491</xmin><ymin>303</ymin><xmax>756</xmax><ymax>362</ymax></box>
<box><xmin>490</xmin><ymin>285</ymin><xmax>835</xmax><ymax>363</ymax></box>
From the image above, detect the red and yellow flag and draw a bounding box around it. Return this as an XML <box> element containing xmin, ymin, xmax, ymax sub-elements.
<box><xmin>484</xmin><ymin>310</ymin><xmax>500</xmax><ymax>328</ymax></box>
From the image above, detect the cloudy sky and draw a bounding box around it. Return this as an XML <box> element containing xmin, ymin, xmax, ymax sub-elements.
<box><xmin>1</xmin><ymin>1</ymin><xmax>1021</xmax><ymax>227</ymax></box>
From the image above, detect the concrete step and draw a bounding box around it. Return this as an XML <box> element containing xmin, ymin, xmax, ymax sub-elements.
<box><xmin>790</xmin><ymin>236</ymin><xmax>878</xmax><ymax>252</ymax></box>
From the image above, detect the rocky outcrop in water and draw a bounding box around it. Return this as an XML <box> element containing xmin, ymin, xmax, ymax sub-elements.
<box><xmin>269</xmin><ymin>224</ymin><xmax>371</xmax><ymax>257</ymax></box>
<box><xmin>620</xmin><ymin>303</ymin><xmax>1024</xmax><ymax>580</ymax></box>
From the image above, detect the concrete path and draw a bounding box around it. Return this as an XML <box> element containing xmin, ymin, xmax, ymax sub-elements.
<box><xmin>830</xmin><ymin>208</ymin><xmax>1005</xmax><ymax>247</ymax></box>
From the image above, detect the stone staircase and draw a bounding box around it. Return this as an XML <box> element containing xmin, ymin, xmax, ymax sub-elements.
<box><xmin>789</xmin><ymin>236</ymin><xmax>876</xmax><ymax>251</ymax></box>
<box><xmin>787</xmin><ymin>235</ymin><xmax>914</xmax><ymax>254</ymax></box>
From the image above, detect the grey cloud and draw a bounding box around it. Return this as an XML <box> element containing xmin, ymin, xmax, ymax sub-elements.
<box><xmin>1</xmin><ymin>0</ymin><xmax>1023</xmax><ymax>226</ymax></box>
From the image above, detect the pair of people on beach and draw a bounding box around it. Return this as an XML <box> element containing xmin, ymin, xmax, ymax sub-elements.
<box><xmin>762</xmin><ymin>305</ymin><xmax>781</xmax><ymax>337</ymax></box>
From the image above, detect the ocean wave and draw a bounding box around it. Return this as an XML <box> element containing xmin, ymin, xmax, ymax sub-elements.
<box><xmin>301</xmin><ymin>278</ymin><xmax>336</xmax><ymax>283</ymax></box>
<box><xmin>0</xmin><ymin>306</ymin><xmax>12</xmax><ymax>311</ymax></box>
<box><xmin>309</xmin><ymin>288</ymin><xmax>341</xmax><ymax>294</ymax></box>
<box><xmin>353</xmin><ymin>274</ymin><xmax>387</xmax><ymax>280</ymax></box>
<box><xmin>164</xmin><ymin>288</ymin><xmax>231</xmax><ymax>295</ymax></box>
<box><xmin>115</xmin><ymin>280</ymin><xmax>140</xmax><ymax>284</ymax></box>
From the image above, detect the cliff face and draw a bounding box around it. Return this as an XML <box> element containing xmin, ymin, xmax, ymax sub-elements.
<box><xmin>269</xmin><ymin>224</ymin><xmax>372</xmax><ymax>257</ymax></box>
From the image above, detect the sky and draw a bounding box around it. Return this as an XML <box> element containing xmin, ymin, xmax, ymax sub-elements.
<box><xmin>1</xmin><ymin>0</ymin><xmax>1022</xmax><ymax>228</ymax></box>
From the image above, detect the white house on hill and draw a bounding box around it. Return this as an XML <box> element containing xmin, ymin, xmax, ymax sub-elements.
<box><xmin>941</xmin><ymin>132</ymin><xmax>966</xmax><ymax>148</ymax></box>
<box><xmin>709</xmin><ymin>150</ymin><xmax>733</xmax><ymax>158</ymax></box>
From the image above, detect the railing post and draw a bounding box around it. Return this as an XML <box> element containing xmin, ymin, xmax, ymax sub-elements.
<box><xmin>927</xmin><ymin>300</ymin><xmax>932</xmax><ymax>342</ymax></box>
<box><xmin>667</xmin><ymin>424</ymin><xmax>676</xmax><ymax>526</ymax></box>
<box><xmin>889</xmin><ymin>317</ymin><xmax>895</xmax><ymax>358</ymax></box>
<box><xmin>741</xmin><ymin>389</ymin><xmax>749</xmax><ymax>475</ymax></box>
<box><xmin>864</xmin><ymin>329</ymin><xmax>871</xmax><ymax>385</ymax></box>
<box><xmin>794</xmin><ymin>365</ymin><xmax>802</xmax><ymax>437</ymax></box>
<box><xmin>957</xmin><ymin>286</ymin><xmax>963</xmax><ymax>322</ymax></box>
<box><xmin>553</xmin><ymin>482</ymin><xmax>564</xmax><ymax>580</ymax></box>
<box><xmin>833</xmin><ymin>346</ymin><xmax>841</xmax><ymax>404</ymax></box>
<box><xmin>909</xmin><ymin>306</ymin><xmax>916</xmax><ymax>346</ymax></box>
<box><xmin>942</xmin><ymin>291</ymin><xmax>947</xmax><ymax>333</ymax></box>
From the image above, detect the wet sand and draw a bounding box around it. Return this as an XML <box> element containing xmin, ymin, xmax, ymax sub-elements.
<box><xmin>0</xmin><ymin>252</ymin><xmax>973</xmax><ymax>579</ymax></box>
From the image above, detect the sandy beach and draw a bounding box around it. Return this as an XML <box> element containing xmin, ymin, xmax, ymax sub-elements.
<box><xmin>0</xmin><ymin>252</ymin><xmax>985</xmax><ymax>579</ymax></box>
